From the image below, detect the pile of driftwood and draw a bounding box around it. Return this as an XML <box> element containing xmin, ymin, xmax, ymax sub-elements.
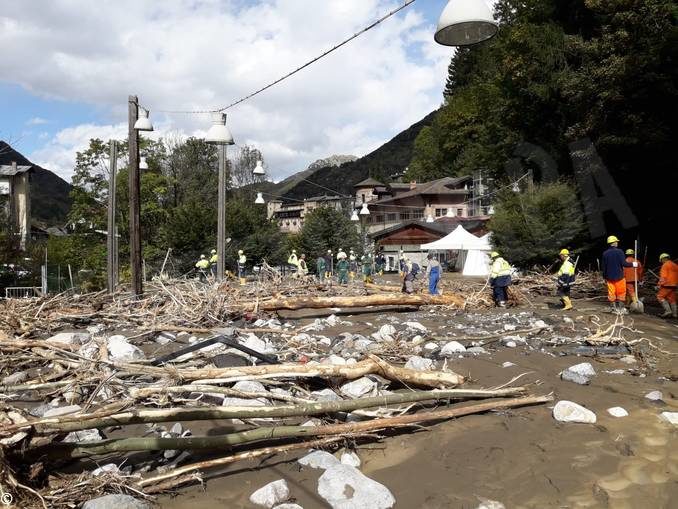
<box><xmin>0</xmin><ymin>329</ymin><xmax>552</xmax><ymax>508</ymax></box>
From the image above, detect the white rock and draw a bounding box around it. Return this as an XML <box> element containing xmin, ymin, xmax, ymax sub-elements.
<box><xmin>48</xmin><ymin>332</ymin><xmax>90</xmax><ymax>345</ymax></box>
<box><xmin>533</xmin><ymin>320</ymin><xmax>548</xmax><ymax>329</ymax></box>
<box><xmin>561</xmin><ymin>363</ymin><xmax>596</xmax><ymax>385</ymax></box>
<box><xmin>404</xmin><ymin>356</ymin><xmax>434</xmax><ymax>371</ymax></box>
<box><xmin>404</xmin><ymin>321</ymin><xmax>427</xmax><ymax>333</ymax></box>
<box><xmin>619</xmin><ymin>355</ymin><xmax>637</xmax><ymax>364</ymax></box>
<box><xmin>340</xmin><ymin>451</ymin><xmax>361</xmax><ymax>468</ymax></box>
<box><xmin>312</xmin><ymin>388</ymin><xmax>341</xmax><ymax>402</ymax></box>
<box><xmin>301</xmin><ymin>419</ymin><xmax>322</xmax><ymax>427</ymax></box>
<box><xmin>659</xmin><ymin>411</ymin><xmax>678</xmax><ymax>425</ymax></box>
<box><xmin>107</xmin><ymin>335</ymin><xmax>144</xmax><ymax>361</ymax></box>
<box><xmin>322</xmin><ymin>355</ymin><xmax>347</xmax><ymax>366</ymax></box>
<box><xmin>86</xmin><ymin>324</ymin><xmax>106</xmax><ymax>335</ymax></box>
<box><xmin>440</xmin><ymin>341</ymin><xmax>466</xmax><ymax>357</ymax></box>
<box><xmin>78</xmin><ymin>341</ymin><xmax>100</xmax><ymax>360</ymax></box>
<box><xmin>645</xmin><ymin>390</ymin><xmax>663</xmax><ymax>401</ymax></box>
<box><xmin>503</xmin><ymin>324</ymin><xmax>517</xmax><ymax>331</ymax></box>
<box><xmin>354</xmin><ymin>339</ymin><xmax>374</xmax><ymax>352</ymax></box>
<box><xmin>298</xmin><ymin>450</ymin><xmax>340</xmax><ymax>470</ymax></box>
<box><xmin>375</xmin><ymin>324</ymin><xmax>396</xmax><ymax>342</ymax></box>
<box><xmin>318</xmin><ymin>464</ymin><xmax>395</xmax><ymax>509</ymax></box>
<box><xmin>273</xmin><ymin>505</ymin><xmax>303</xmax><ymax>509</ymax></box>
<box><xmin>292</xmin><ymin>333</ymin><xmax>313</xmax><ymax>343</ymax></box>
<box><xmin>607</xmin><ymin>407</ymin><xmax>628</xmax><ymax>418</ymax></box>
<box><xmin>552</xmin><ymin>400</ymin><xmax>597</xmax><ymax>424</ymax></box>
<box><xmin>477</xmin><ymin>499</ymin><xmax>506</xmax><ymax>509</ymax></box>
<box><xmin>63</xmin><ymin>429</ymin><xmax>102</xmax><ymax>443</ymax></box>
<box><xmin>325</xmin><ymin>314</ymin><xmax>341</xmax><ymax>327</ymax></box>
<box><xmin>170</xmin><ymin>423</ymin><xmax>183</xmax><ymax>435</ymax></box>
<box><xmin>423</xmin><ymin>342</ymin><xmax>439</xmax><ymax>352</ymax></box>
<box><xmin>340</xmin><ymin>377</ymin><xmax>378</xmax><ymax>398</ymax></box>
<box><xmin>502</xmin><ymin>362</ymin><xmax>516</xmax><ymax>368</ymax></box>
<box><xmin>91</xmin><ymin>463</ymin><xmax>119</xmax><ymax>476</ymax></box>
<box><xmin>43</xmin><ymin>405</ymin><xmax>82</xmax><ymax>418</ymax></box>
<box><xmin>504</xmin><ymin>341</ymin><xmax>517</xmax><ymax>348</ymax></box>
<box><xmin>222</xmin><ymin>397</ymin><xmax>267</xmax><ymax>407</ymax></box>
<box><xmin>232</xmin><ymin>380</ymin><xmax>267</xmax><ymax>393</ymax></box>
<box><xmin>249</xmin><ymin>479</ymin><xmax>290</xmax><ymax>508</ymax></box>
<box><xmin>82</xmin><ymin>494</ymin><xmax>151</xmax><ymax>509</ymax></box>
<box><xmin>603</xmin><ymin>369</ymin><xmax>625</xmax><ymax>375</ymax></box>
<box><xmin>239</xmin><ymin>333</ymin><xmax>275</xmax><ymax>354</ymax></box>
<box><xmin>2</xmin><ymin>371</ymin><xmax>28</xmax><ymax>385</ymax></box>
<box><xmin>154</xmin><ymin>332</ymin><xmax>175</xmax><ymax>345</ymax></box>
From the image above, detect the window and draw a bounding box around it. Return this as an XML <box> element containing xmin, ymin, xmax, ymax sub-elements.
<box><xmin>375</xmin><ymin>214</ymin><xmax>385</xmax><ymax>223</ymax></box>
<box><xmin>399</xmin><ymin>212</ymin><xmax>410</xmax><ymax>221</ymax></box>
<box><xmin>361</xmin><ymin>193</ymin><xmax>366</xmax><ymax>203</ymax></box>
<box><xmin>412</xmin><ymin>210</ymin><xmax>424</xmax><ymax>219</ymax></box>
<box><xmin>387</xmin><ymin>213</ymin><xmax>397</xmax><ymax>222</ymax></box>
<box><xmin>457</xmin><ymin>208</ymin><xmax>464</xmax><ymax>217</ymax></box>
<box><xmin>435</xmin><ymin>208</ymin><xmax>446</xmax><ymax>217</ymax></box>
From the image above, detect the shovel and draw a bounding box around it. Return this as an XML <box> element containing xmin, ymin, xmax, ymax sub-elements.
<box><xmin>630</xmin><ymin>239</ymin><xmax>644</xmax><ymax>314</ymax></box>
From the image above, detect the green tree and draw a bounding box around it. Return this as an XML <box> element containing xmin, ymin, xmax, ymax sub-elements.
<box><xmin>298</xmin><ymin>207</ymin><xmax>360</xmax><ymax>260</ymax></box>
<box><xmin>489</xmin><ymin>181</ymin><xmax>587</xmax><ymax>265</ymax></box>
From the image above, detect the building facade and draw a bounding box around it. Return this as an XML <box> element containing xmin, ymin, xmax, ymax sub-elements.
<box><xmin>267</xmin><ymin>194</ymin><xmax>349</xmax><ymax>233</ymax></box>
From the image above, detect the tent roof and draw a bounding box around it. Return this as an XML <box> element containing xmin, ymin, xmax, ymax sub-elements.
<box><xmin>420</xmin><ymin>225</ymin><xmax>491</xmax><ymax>251</ymax></box>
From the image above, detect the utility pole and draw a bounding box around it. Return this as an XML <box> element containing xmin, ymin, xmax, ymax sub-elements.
<box><xmin>217</xmin><ymin>144</ymin><xmax>227</xmax><ymax>281</ymax></box>
<box><xmin>107</xmin><ymin>140</ymin><xmax>118</xmax><ymax>293</ymax></box>
<box><xmin>128</xmin><ymin>95</ymin><xmax>143</xmax><ymax>296</ymax></box>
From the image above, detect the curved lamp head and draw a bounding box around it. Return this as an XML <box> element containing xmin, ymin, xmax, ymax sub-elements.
<box><xmin>206</xmin><ymin>112</ymin><xmax>235</xmax><ymax>145</ymax></box>
<box><xmin>253</xmin><ymin>160</ymin><xmax>266</xmax><ymax>176</ymax></box>
<box><xmin>139</xmin><ymin>156</ymin><xmax>148</xmax><ymax>170</ymax></box>
<box><xmin>426</xmin><ymin>214</ymin><xmax>435</xmax><ymax>223</ymax></box>
<box><xmin>435</xmin><ymin>0</ymin><xmax>498</xmax><ymax>47</ymax></box>
<box><xmin>254</xmin><ymin>192</ymin><xmax>265</xmax><ymax>205</ymax></box>
<box><xmin>350</xmin><ymin>209</ymin><xmax>359</xmax><ymax>221</ymax></box>
<box><xmin>359</xmin><ymin>203</ymin><xmax>370</xmax><ymax>215</ymax></box>
<box><xmin>134</xmin><ymin>108</ymin><xmax>154</xmax><ymax>131</ymax></box>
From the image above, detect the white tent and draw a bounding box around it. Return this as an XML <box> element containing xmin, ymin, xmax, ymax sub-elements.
<box><xmin>420</xmin><ymin>225</ymin><xmax>492</xmax><ymax>277</ymax></box>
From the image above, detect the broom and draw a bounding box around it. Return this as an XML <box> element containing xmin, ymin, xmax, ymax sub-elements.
<box><xmin>630</xmin><ymin>239</ymin><xmax>644</xmax><ymax>313</ymax></box>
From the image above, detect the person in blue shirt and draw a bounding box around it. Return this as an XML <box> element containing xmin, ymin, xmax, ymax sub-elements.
<box><xmin>426</xmin><ymin>253</ymin><xmax>441</xmax><ymax>295</ymax></box>
<box><xmin>601</xmin><ymin>235</ymin><xmax>638</xmax><ymax>314</ymax></box>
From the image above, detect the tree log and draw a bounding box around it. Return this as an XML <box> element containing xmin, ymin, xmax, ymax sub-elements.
<box><xmin>239</xmin><ymin>292</ymin><xmax>465</xmax><ymax>311</ymax></box>
<box><xmin>115</xmin><ymin>357</ymin><xmax>465</xmax><ymax>387</ymax></box>
<box><xmin>19</xmin><ymin>394</ymin><xmax>551</xmax><ymax>460</ymax></box>
<box><xmin>15</xmin><ymin>387</ymin><xmax>526</xmax><ymax>435</ymax></box>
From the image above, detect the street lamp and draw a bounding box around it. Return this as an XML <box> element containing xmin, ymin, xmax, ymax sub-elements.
<box><xmin>206</xmin><ymin>112</ymin><xmax>235</xmax><ymax>282</ymax></box>
<box><xmin>426</xmin><ymin>214</ymin><xmax>435</xmax><ymax>223</ymax></box>
<box><xmin>255</xmin><ymin>192</ymin><xmax>265</xmax><ymax>205</ymax></box>
<box><xmin>359</xmin><ymin>203</ymin><xmax>370</xmax><ymax>215</ymax></box>
<box><xmin>434</xmin><ymin>0</ymin><xmax>498</xmax><ymax>46</ymax></box>
<box><xmin>350</xmin><ymin>209</ymin><xmax>359</xmax><ymax>221</ymax></box>
<box><xmin>253</xmin><ymin>160</ymin><xmax>266</xmax><ymax>176</ymax></box>
<box><xmin>134</xmin><ymin>108</ymin><xmax>154</xmax><ymax>131</ymax></box>
<box><xmin>139</xmin><ymin>156</ymin><xmax>148</xmax><ymax>170</ymax></box>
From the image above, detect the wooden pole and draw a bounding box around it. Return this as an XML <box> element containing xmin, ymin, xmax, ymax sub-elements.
<box><xmin>217</xmin><ymin>144</ymin><xmax>226</xmax><ymax>281</ymax></box>
<box><xmin>107</xmin><ymin>140</ymin><xmax>117</xmax><ymax>293</ymax></box>
<box><xmin>128</xmin><ymin>95</ymin><xmax>143</xmax><ymax>296</ymax></box>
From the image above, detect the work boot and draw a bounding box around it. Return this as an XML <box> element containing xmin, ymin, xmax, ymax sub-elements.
<box><xmin>562</xmin><ymin>296</ymin><xmax>573</xmax><ymax>310</ymax></box>
<box><xmin>671</xmin><ymin>303</ymin><xmax>678</xmax><ymax>318</ymax></box>
<box><xmin>660</xmin><ymin>301</ymin><xmax>672</xmax><ymax>317</ymax></box>
<box><xmin>498</xmin><ymin>301</ymin><xmax>507</xmax><ymax>308</ymax></box>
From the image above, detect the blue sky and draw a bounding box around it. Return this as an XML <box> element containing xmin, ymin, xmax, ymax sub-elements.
<box><xmin>0</xmin><ymin>0</ymin><xmax>455</xmax><ymax>181</ymax></box>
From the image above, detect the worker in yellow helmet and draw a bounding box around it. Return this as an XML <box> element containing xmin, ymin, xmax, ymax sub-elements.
<box><xmin>556</xmin><ymin>249</ymin><xmax>575</xmax><ymax>310</ymax></box>
<box><xmin>195</xmin><ymin>254</ymin><xmax>210</xmax><ymax>282</ymax></box>
<box><xmin>237</xmin><ymin>249</ymin><xmax>247</xmax><ymax>286</ymax></box>
<box><xmin>209</xmin><ymin>249</ymin><xmax>218</xmax><ymax>278</ymax></box>
<box><xmin>489</xmin><ymin>251</ymin><xmax>512</xmax><ymax>307</ymax></box>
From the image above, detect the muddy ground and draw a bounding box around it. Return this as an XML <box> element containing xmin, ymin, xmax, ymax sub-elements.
<box><xmin>137</xmin><ymin>282</ymin><xmax>678</xmax><ymax>509</ymax></box>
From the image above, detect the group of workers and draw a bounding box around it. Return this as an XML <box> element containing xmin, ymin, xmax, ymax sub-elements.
<box><xmin>195</xmin><ymin>249</ymin><xmax>247</xmax><ymax>285</ymax></box>
<box><xmin>314</xmin><ymin>248</ymin><xmax>375</xmax><ymax>285</ymax></box>
<box><xmin>490</xmin><ymin>235</ymin><xmax>678</xmax><ymax>317</ymax></box>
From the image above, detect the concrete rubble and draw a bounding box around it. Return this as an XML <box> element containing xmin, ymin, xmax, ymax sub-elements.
<box><xmin>249</xmin><ymin>479</ymin><xmax>291</xmax><ymax>508</ymax></box>
<box><xmin>552</xmin><ymin>401</ymin><xmax>597</xmax><ymax>424</ymax></box>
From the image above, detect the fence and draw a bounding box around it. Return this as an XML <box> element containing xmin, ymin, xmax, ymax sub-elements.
<box><xmin>4</xmin><ymin>286</ymin><xmax>41</xmax><ymax>299</ymax></box>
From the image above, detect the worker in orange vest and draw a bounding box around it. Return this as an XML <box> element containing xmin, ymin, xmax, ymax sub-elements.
<box><xmin>657</xmin><ymin>253</ymin><xmax>678</xmax><ymax>318</ymax></box>
<box><xmin>623</xmin><ymin>249</ymin><xmax>644</xmax><ymax>305</ymax></box>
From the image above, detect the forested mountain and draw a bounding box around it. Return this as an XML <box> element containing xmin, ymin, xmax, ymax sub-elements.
<box><xmin>0</xmin><ymin>141</ymin><xmax>72</xmax><ymax>226</ymax></box>
<box><xmin>406</xmin><ymin>0</ymin><xmax>677</xmax><ymax>250</ymax></box>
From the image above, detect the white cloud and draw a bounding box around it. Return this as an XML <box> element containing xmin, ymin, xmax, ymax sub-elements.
<box><xmin>4</xmin><ymin>0</ymin><xmax>452</xmax><ymax>182</ymax></box>
<box><xmin>26</xmin><ymin>117</ymin><xmax>49</xmax><ymax>125</ymax></box>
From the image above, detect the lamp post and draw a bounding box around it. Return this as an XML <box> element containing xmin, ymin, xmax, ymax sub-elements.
<box><xmin>434</xmin><ymin>0</ymin><xmax>498</xmax><ymax>46</ymax></box>
<box><xmin>205</xmin><ymin>112</ymin><xmax>235</xmax><ymax>281</ymax></box>
<box><xmin>128</xmin><ymin>95</ymin><xmax>153</xmax><ymax>297</ymax></box>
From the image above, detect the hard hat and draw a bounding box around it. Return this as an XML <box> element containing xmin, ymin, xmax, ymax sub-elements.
<box><xmin>607</xmin><ymin>235</ymin><xmax>619</xmax><ymax>244</ymax></box>
<box><xmin>211</xmin><ymin>249</ymin><xmax>216</xmax><ymax>254</ymax></box>
<box><xmin>238</xmin><ymin>250</ymin><xmax>244</xmax><ymax>255</ymax></box>
<box><xmin>625</xmin><ymin>249</ymin><xmax>635</xmax><ymax>255</ymax></box>
<box><xmin>660</xmin><ymin>253</ymin><xmax>670</xmax><ymax>261</ymax></box>
<box><xmin>490</xmin><ymin>251</ymin><xmax>499</xmax><ymax>258</ymax></box>
<box><xmin>292</xmin><ymin>249</ymin><xmax>296</xmax><ymax>253</ymax></box>
<box><xmin>200</xmin><ymin>254</ymin><xmax>206</xmax><ymax>259</ymax></box>
<box><xmin>559</xmin><ymin>249</ymin><xmax>569</xmax><ymax>256</ymax></box>
<box><xmin>327</xmin><ymin>249</ymin><xmax>331</xmax><ymax>253</ymax></box>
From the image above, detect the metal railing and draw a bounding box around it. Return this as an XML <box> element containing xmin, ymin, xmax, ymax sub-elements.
<box><xmin>5</xmin><ymin>286</ymin><xmax>41</xmax><ymax>299</ymax></box>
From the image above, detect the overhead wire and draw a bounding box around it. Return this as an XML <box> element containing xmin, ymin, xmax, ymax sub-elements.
<box><xmin>155</xmin><ymin>0</ymin><xmax>418</xmax><ymax>115</ymax></box>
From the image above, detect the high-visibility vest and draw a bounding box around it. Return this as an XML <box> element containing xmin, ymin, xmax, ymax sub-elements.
<box><xmin>557</xmin><ymin>257</ymin><xmax>575</xmax><ymax>286</ymax></box>
<box><xmin>491</xmin><ymin>257</ymin><xmax>512</xmax><ymax>278</ymax></box>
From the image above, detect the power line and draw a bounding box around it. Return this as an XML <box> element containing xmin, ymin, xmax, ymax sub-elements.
<box><xmin>156</xmin><ymin>0</ymin><xmax>418</xmax><ymax>115</ymax></box>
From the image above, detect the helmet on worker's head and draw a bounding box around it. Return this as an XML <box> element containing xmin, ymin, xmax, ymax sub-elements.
<box><xmin>490</xmin><ymin>251</ymin><xmax>500</xmax><ymax>259</ymax></box>
<box><xmin>607</xmin><ymin>235</ymin><xmax>619</xmax><ymax>244</ymax></box>
<box><xmin>660</xmin><ymin>253</ymin><xmax>671</xmax><ymax>261</ymax></box>
<box><xmin>292</xmin><ymin>249</ymin><xmax>296</xmax><ymax>254</ymax></box>
<box><xmin>211</xmin><ymin>249</ymin><xmax>216</xmax><ymax>254</ymax></box>
<box><xmin>200</xmin><ymin>254</ymin><xmax>206</xmax><ymax>259</ymax></box>
<box><xmin>238</xmin><ymin>250</ymin><xmax>244</xmax><ymax>255</ymax></box>
<box><xmin>625</xmin><ymin>249</ymin><xmax>635</xmax><ymax>255</ymax></box>
<box><xmin>559</xmin><ymin>249</ymin><xmax>569</xmax><ymax>256</ymax></box>
<box><xmin>327</xmin><ymin>249</ymin><xmax>331</xmax><ymax>253</ymax></box>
